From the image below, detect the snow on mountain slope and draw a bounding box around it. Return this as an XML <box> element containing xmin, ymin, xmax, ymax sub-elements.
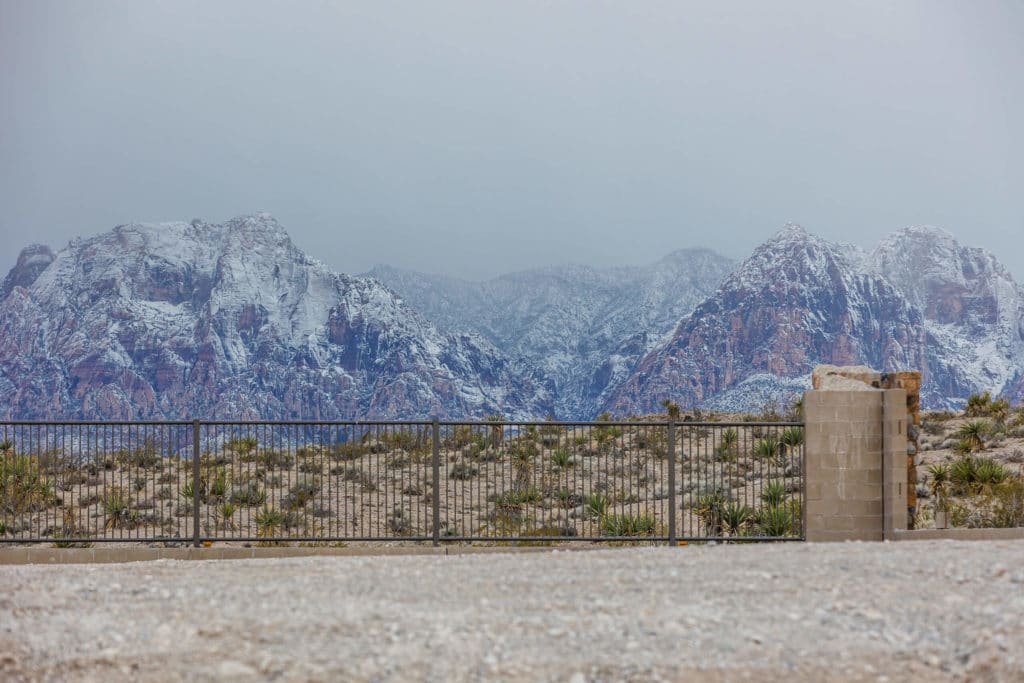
<box><xmin>0</xmin><ymin>214</ymin><xmax>552</xmax><ymax>420</ymax></box>
<box><xmin>869</xmin><ymin>226</ymin><xmax>1024</xmax><ymax>407</ymax></box>
<box><xmin>367</xmin><ymin>248</ymin><xmax>735</xmax><ymax>418</ymax></box>
<box><xmin>602</xmin><ymin>225</ymin><xmax>927</xmax><ymax>414</ymax></box>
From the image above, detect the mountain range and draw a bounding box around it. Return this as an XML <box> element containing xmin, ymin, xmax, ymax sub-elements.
<box><xmin>1</xmin><ymin>214</ymin><xmax>1021</xmax><ymax>420</ymax></box>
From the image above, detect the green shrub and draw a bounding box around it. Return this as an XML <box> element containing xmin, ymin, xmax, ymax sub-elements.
<box><xmin>449</xmin><ymin>462</ymin><xmax>478</xmax><ymax>480</ymax></box>
<box><xmin>283</xmin><ymin>477</ymin><xmax>320</xmax><ymax>510</ymax></box>
<box><xmin>602</xmin><ymin>513</ymin><xmax>657</xmax><ymax>536</ymax></box>
<box><xmin>757</xmin><ymin>504</ymin><xmax>796</xmax><ymax>537</ymax></box>
<box><xmin>0</xmin><ymin>453</ymin><xmax>56</xmax><ymax>514</ymax></box>
<box><xmin>229</xmin><ymin>481</ymin><xmax>267</xmax><ymax>507</ymax></box>
<box><xmin>584</xmin><ymin>492</ymin><xmax>609</xmax><ymax>518</ymax></box>
<box><xmin>102</xmin><ymin>486</ymin><xmax>138</xmax><ymax>530</ymax></box>
<box><xmin>550</xmin><ymin>448</ymin><xmax>572</xmax><ymax>468</ymax></box>
<box><xmin>719</xmin><ymin>502</ymin><xmax>753</xmax><ymax>535</ymax></box>
<box><xmin>760</xmin><ymin>480</ymin><xmax>787</xmax><ymax>507</ymax></box>
<box><xmin>781</xmin><ymin>426</ymin><xmax>804</xmax><ymax>449</ymax></box>
<box><xmin>956</xmin><ymin>420</ymin><xmax>990</xmax><ymax>452</ymax></box>
<box><xmin>257</xmin><ymin>450</ymin><xmax>294</xmax><ymax>470</ymax></box>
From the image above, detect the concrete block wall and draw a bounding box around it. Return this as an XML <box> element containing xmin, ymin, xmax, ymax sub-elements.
<box><xmin>804</xmin><ymin>387</ymin><xmax>908</xmax><ymax>542</ymax></box>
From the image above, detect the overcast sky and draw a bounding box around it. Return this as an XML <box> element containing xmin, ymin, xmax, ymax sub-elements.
<box><xmin>2</xmin><ymin>1</ymin><xmax>1022</xmax><ymax>281</ymax></box>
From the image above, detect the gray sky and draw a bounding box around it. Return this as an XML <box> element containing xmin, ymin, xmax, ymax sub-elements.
<box><xmin>2</xmin><ymin>1</ymin><xmax>1022</xmax><ymax>281</ymax></box>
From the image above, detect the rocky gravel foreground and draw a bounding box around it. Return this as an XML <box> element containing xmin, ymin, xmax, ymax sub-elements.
<box><xmin>2</xmin><ymin>540</ymin><xmax>1023</xmax><ymax>682</ymax></box>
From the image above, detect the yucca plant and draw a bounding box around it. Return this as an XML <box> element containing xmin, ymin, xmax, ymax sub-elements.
<box><xmin>216</xmin><ymin>501</ymin><xmax>237</xmax><ymax>530</ymax></box>
<box><xmin>719</xmin><ymin>502</ymin><xmax>753</xmax><ymax>536</ymax></box>
<box><xmin>950</xmin><ymin>456</ymin><xmax>979</xmax><ymax>494</ymax></box>
<box><xmin>757</xmin><ymin>504</ymin><xmax>795</xmax><ymax>537</ymax></box>
<box><xmin>660</xmin><ymin>399</ymin><xmax>681</xmax><ymax>421</ymax></box>
<box><xmin>102</xmin><ymin>486</ymin><xmax>137</xmax><ymax>530</ymax></box>
<box><xmin>753</xmin><ymin>434</ymin><xmax>781</xmax><ymax>461</ymax></box>
<box><xmin>256</xmin><ymin>506</ymin><xmax>288</xmax><ymax>540</ymax></box>
<box><xmin>716</xmin><ymin>428</ymin><xmax>739</xmax><ymax>461</ymax></box>
<box><xmin>229</xmin><ymin>481</ymin><xmax>266</xmax><ymax>507</ymax></box>
<box><xmin>0</xmin><ymin>453</ymin><xmax>55</xmax><ymax>514</ymax></box>
<box><xmin>974</xmin><ymin>457</ymin><xmax>1008</xmax><ymax>486</ymax></box>
<box><xmin>695</xmin><ymin>489</ymin><xmax>729</xmax><ymax>536</ymax></box>
<box><xmin>781</xmin><ymin>426</ymin><xmax>804</xmax><ymax>450</ymax></box>
<box><xmin>761</xmin><ymin>480</ymin><xmax>787</xmax><ymax>507</ymax></box>
<box><xmin>550</xmin><ymin>447</ymin><xmax>572</xmax><ymax>469</ymax></box>
<box><xmin>965</xmin><ymin>391</ymin><xmax>992</xmax><ymax>417</ymax></box>
<box><xmin>585</xmin><ymin>492</ymin><xmax>609</xmax><ymax>518</ymax></box>
<box><xmin>957</xmin><ymin>420</ymin><xmax>990</xmax><ymax>452</ymax></box>
<box><xmin>602</xmin><ymin>513</ymin><xmax>657</xmax><ymax>537</ymax></box>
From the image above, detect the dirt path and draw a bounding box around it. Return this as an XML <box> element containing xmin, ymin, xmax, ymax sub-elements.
<box><xmin>2</xmin><ymin>540</ymin><xmax>1022</xmax><ymax>682</ymax></box>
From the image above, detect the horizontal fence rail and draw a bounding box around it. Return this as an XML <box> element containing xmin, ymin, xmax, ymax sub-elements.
<box><xmin>0</xmin><ymin>420</ymin><xmax>804</xmax><ymax>545</ymax></box>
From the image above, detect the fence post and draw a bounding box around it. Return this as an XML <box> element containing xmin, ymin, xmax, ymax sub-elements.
<box><xmin>667</xmin><ymin>420</ymin><xmax>676</xmax><ymax>546</ymax></box>
<box><xmin>192</xmin><ymin>419</ymin><xmax>201</xmax><ymax>548</ymax></box>
<box><xmin>432</xmin><ymin>419</ymin><xmax>441</xmax><ymax>546</ymax></box>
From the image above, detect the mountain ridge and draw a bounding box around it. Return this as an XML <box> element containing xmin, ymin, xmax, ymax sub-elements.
<box><xmin>2</xmin><ymin>215</ymin><xmax>1022</xmax><ymax>420</ymax></box>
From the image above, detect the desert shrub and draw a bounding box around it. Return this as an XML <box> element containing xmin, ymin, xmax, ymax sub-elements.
<box><xmin>298</xmin><ymin>460</ymin><xmax>322</xmax><ymax>474</ymax></box>
<box><xmin>117</xmin><ymin>444</ymin><xmax>161</xmax><ymax>471</ymax></box>
<box><xmin>225</xmin><ymin>435</ymin><xmax>259</xmax><ymax>459</ymax></box>
<box><xmin>965</xmin><ymin>391</ymin><xmax>993</xmax><ymax>417</ymax></box>
<box><xmin>555</xmin><ymin>488</ymin><xmax>582</xmax><ymax>509</ymax></box>
<box><xmin>283</xmin><ymin>477</ymin><xmax>320</xmax><ymax>510</ymax></box>
<box><xmin>0</xmin><ymin>453</ymin><xmax>56</xmax><ymax>514</ymax></box>
<box><xmin>387</xmin><ymin>508</ymin><xmax>414</xmax><ymax>535</ymax></box>
<box><xmin>333</xmin><ymin>466</ymin><xmax>377</xmax><ymax>491</ymax></box>
<box><xmin>550</xmin><ymin>448</ymin><xmax>572</xmax><ymax>469</ymax></box>
<box><xmin>229</xmin><ymin>481</ymin><xmax>267</xmax><ymax>507</ymax></box>
<box><xmin>155</xmin><ymin>486</ymin><xmax>174</xmax><ymax>501</ymax></box>
<box><xmin>492</xmin><ymin>487</ymin><xmax>543</xmax><ymax>511</ymax></box>
<box><xmin>449</xmin><ymin>461</ymin><xmax>478</xmax><ymax>480</ymax></box>
<box><xmin>329</xmin><ymin>443</ymin><xmax>367</xmax><ymax>462</ymax></box>
<box><xmin>257</xmin><ymin>450</ymin><xmax>294</xmax><ymax>470</ymax></box>
<box><xmin>602</xmin><ymin>513</ymin><xmax>657</xmax><ymax>537</ymax></box>
<box><xmin>660</xmin><ymin>399</ymin><xmax>681</xmax><ymax>421</ymax></box>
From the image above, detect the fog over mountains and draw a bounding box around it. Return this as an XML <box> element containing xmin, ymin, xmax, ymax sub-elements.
<box><xmin>1</xmin><ymin>214</ymin><xmax>1021</xmax><ymax>420</ymax></box>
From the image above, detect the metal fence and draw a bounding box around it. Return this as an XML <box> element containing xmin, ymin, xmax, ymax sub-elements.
<box><xmin>0</xmin><ymin>419</ymin><xmax>805</xmax><ymax>545</ymax></box>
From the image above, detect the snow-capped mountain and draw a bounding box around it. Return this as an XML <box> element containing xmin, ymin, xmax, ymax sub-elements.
<box><xmin>602</xmin><ymin>225</ymin><xmax>928</xmax><ymax>414</ymax></box>
<box><xmin>0</xmin><ymin>214</ymin><xmax>552</xmax><ymax>420</ymax></box>
<box><xmin>869</xmin><ymin>226</ymin><xmax>1024</xmax><ymax>407</ymax></box>
<box><xmin>367</xmin><ymin>248</ymin><xmax>735</xmax><ymax>418</ymax></box>
<box><xmin>1</xmin><ymin>215</ymin><xmax>1020</xmax><ymax>420</ymax></box>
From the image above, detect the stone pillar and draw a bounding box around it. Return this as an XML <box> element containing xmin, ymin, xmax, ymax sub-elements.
<box><xmin>811</xmin><ymin>365</ymin><xmax>921</xmax><ymax>529</ymax></box>
<box><xmin>803</xmin><ymin>385</ymin><xmax>908</xmax><ymax>542</ymax></box>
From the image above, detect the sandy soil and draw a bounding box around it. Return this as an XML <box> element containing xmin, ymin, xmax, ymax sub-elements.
<box><xmin>2</xmin><ymin>540</ymin><xmax>1023</xmax><ymax>682</ymax></box>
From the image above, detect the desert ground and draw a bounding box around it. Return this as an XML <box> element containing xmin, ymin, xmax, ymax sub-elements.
<box><xmin>2</xmin><ymin>540</ymin><xmax>1023</xmax><ymax>682</ymax></box>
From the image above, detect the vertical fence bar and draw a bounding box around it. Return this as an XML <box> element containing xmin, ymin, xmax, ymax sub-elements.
<box><xmin>432</xmin><ymin>419</ymin><xmax>440</xmax><ymax>546</ymax></box>
<box><xmin>192</xmin><ymin>419</ymin><xmax>201</xmax><ymax>548</ymax></box>
<box><xmin>667</xmin><ymin>420</ymin><xmax>676</xmax><ymax>546</ymax></box>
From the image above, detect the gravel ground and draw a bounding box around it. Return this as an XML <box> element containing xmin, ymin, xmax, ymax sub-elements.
<box><xmin>2</xmin><ymin>540</ymin><xmax>1023</xmax><ymax>682</ymax></box>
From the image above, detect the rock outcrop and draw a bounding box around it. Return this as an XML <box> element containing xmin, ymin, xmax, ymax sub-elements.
<box><xmin>0</xmin><ymin>215</ymin><xmax>552</xmax><ymax>420</ymax></box>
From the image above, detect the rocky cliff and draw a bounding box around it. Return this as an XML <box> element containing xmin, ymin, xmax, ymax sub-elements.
<box><xmin>0</xmin><ymin>215</ymin><xmax>551</xmax><ymax>419</ymax></box>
